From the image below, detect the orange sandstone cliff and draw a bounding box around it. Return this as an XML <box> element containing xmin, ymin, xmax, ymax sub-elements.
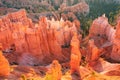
<box><xmin>0</xmin><ymin>9</ymin><xmax>80</xmax><ymax>65</ymax></box>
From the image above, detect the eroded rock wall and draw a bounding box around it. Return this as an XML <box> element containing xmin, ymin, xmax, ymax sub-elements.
<box><xmin>0</xmin><ymin>9</ymin><xmax>80</xmax><ymax>65</ymax></box>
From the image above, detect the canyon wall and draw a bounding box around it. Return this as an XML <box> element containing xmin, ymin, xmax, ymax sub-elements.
<box><xmin>0</xmin><ymin>9</ymin><xmax>80</xmax><ymax>65</ymax></box>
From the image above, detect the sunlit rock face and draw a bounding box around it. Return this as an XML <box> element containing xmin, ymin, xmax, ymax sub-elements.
<box><xmin>0</xmin><ymin>9</ymin><xmax>80</xmax><ymax>65</ymax></box>
<box><xmin>45</xmin><ymin>60</ymin><xmax>62</xmax><ymax>80</ymax></box>
<box><xmin>0</xmin><ymin>44</ymin><xmax>10</xmax><ymax>76</ymax></box>
<box><xmin>0</xmin><ymin>9</ymin><xmax>32</xmax><ymax>51</ymax></box>
<box><xmin>89</xmin><ymin>15</ymin><xmax>115</xmax><ymax>47</ymax></box>
<box><xmin>111</xmin><ymin>20</ymin><xmax>120</xmax><ymax>62</ymax></box>
<box><xmin>70</xmin><ymin>33</ymin><xmax>81</xmax><ymax>75</ymax></box>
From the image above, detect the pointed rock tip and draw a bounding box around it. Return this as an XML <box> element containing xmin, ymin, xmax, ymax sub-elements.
<box><xmin>102</xmin><ymin>14</ymin><xmax>106</xmax><ymax>17</ymax></box>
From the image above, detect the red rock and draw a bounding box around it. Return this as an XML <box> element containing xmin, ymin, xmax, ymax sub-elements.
<box><xmin>47</xmin><ymin>29</ymin><xmax>66</xmax><ymax>60</ymax></box>
<box><xmin>45</xmin><ymin>60</ymin><xmax>62</xmax><ymax>80</ymax></box>
<box><xmin>70</xmin><ymin>32</ymin><xmax>81</xmax><ymax>75</ymax></box>
<box><xmin>64</xmin><ymin>25</ymin><xmax>71</xmax><ymax>46</ymax></box>
<box><xmin>90</xmin><ymin>58</ymin><xmax>120</xmax><ymax>75</ymax></box>
<box><xmin>8</xmin><ymin>9</ymin><xmax>33</xmax><ymax>27</ymax></box>
<box><xmin>0</xmin><ymin>29</ymin><xmax>14</xmax><ymax>50</ymax></box>
<box><xmin>0</xmin><ymin>9</ymin><xmax>80</xmax><ymax>65</ymax></box>
<box><xmin>0</xmin><ymin>43</ymin><xmax>10</xmax><ymax>76</ymax></box>
<box><xmin>86</xmin><ymin>39</ymin><xmax>101</xmax><ymax>66</ymax></box>
<box><xmin>89</xmin><ymin>15</ymin><xmax>115</xmax><ymax>47</ymax></box>
<box><xmin>111</xmin><ymin>20</ymin><xmax>120</xmax><ymax>62</ymax></box>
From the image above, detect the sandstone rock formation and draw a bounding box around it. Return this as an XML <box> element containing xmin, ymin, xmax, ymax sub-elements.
<box><xmin>0</xmin><ymin>8</ymin><xmax>120</xmax><ymax>80</ymax></box>
<box><xmin>0</xmin><ymin>43</ymin><xmax>10</xmax><ymax>76</ymax></box>
<box><xmin>111</xmin><ymin>20</ymin><xmax>120</xmax><ymax>62</ymax></box>
<box><xmin>89</xmin><ymin>15</ymin><xmax>115</xmax><ymax>47</ymax></box>
<box><xmin>89</xmin><ymin>58</ymin><xmax>120</xmax><ymax>75</ymax></box>
<box><xmin>45</xmin><ymin>60</ymin><xmax>62</xmax><ymax>80</ymax></box>
<box><xmin>86</xmin><ymin>39</ymin><xmax>101</xmax><ymax>67</ymax></box>
<box><xmin>89</xmin><ymin>15</ymin><xmax>120</xmax><ymax>63</ymax></box>
<box><xmin>70</xmin><ymin>32</ymin><xmax>81</xmax><ymax>75</ymax></box>
<box><xmin>0</xmin><ymin>9</ymin><xmax>80</xmax><ymax>65</ymax></box>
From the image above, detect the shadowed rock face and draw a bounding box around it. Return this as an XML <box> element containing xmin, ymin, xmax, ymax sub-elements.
<box><xmin>86</xmin><ymin>39</ymin><xmax>100</xmax><ymax>66</ymax></box>
<box><xmin>89</xmin><ymin>15</ymin><xmax>120</xmax><ymax>63</ymax></box>
<box><xmin>89</xmin><ymin>15</ymin><xmax>115</xmax><ymax>47</ymax></box>
<box><xmin>0</xmin><ymin>9</ymin><xmax>80</xmax><ymax>65</ymax></box>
